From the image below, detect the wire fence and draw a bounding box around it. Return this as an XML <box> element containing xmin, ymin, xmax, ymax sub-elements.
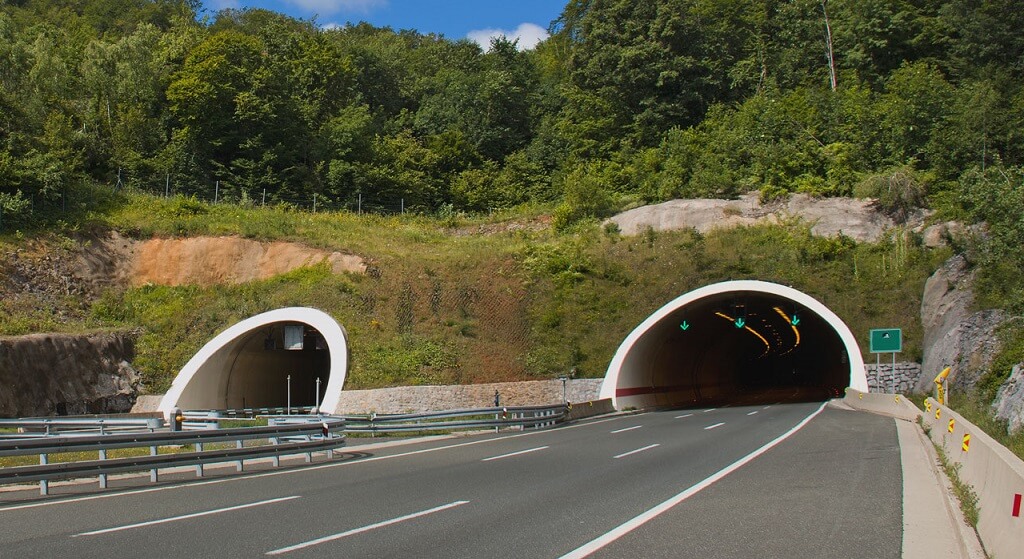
<box><xmin>0</xmin><ymin>179</ymin><xmax>416</xmax><ymax>233</ymax></box>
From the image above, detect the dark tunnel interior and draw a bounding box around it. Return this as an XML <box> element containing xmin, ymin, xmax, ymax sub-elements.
<box><xmin>221</xmin><ymin>323</ymin><xmax>331</xmax><ymax>410</ymax></box>
<box><xmin>624</xmin><ymin>291</ymin><xmax>850</xmax><ymax>408</ymax></box>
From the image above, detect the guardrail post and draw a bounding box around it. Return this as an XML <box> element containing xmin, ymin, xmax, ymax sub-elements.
<box><xmin>196</xmin><ymin>442</ymin><xmax>204</xmax><ymax>477</ymax></box>
<box><xmin>99</xmin><ymin>421</ymin><xmax>108</xmax><ymax>489</ymax></box>
<box><xmin>236</xmin><ymin>440</ymin><xmax>244</xmax><ymax>472</ymax></box>
<box><xmin>150</xmin><ymin>446</ymin><xmax>158</xmax><ymax>482</ymax></box>
<box><xmin>99</xmin><ymin>448</ymin><xmax>108</xmax><ymax>488</ymax></box>
<box><xmin>39</xmin><ymin>453</ymin><xmax>49</xmax><ymax>495</ymax></box>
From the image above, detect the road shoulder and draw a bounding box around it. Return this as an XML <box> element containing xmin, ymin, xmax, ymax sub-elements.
<box><xmin>896</xmin><ymin>418</ymin><xmax>985</xmax><ymax>559</ymax></box>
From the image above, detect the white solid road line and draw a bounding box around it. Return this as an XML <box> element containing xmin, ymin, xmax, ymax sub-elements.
<box><xmin>704</xmin><ymin>422</ymin><xmax>726</xmax><ymax>430</ymax></box>
<box><xmin>558</xmin><ymin>402</ymin><xmax>828</xmax><ymax>559</ymax></box>
<box><xmin>703</xmin><ymin>408</ymin><xmax>717</xmax><ymax>413</ymax></box>
<box><xmin>747</xmin><ymin>411</ymin><xmax>759</xmax><ymax>416</ymax></box>
<box><xmin>74</xmin><ymin>496</ymin><xmax>301</xmax><ymax>537</ymax></box>
<box><xmin>481</xmin><ymin>446</ymin><xmax>549</xmax><ymax>462</ymax></box>
<box><xmin>266</xmin><ymin>500</ymin><xmax>470</xmax><ymax>555</ymax></box>
<box><xmin>674</xmin><ymin>413</ymin><xmax>693</xmax><ymax>419</ymax></box>
<box><xmin>610</xmin><ymin>426</ymin><xmax>642</xmax><ymax>434</ymax></box>
<box><xmin>613</xmin><ymin>444</ymin><xmax>660</xmax><ymax>459</ymax></box>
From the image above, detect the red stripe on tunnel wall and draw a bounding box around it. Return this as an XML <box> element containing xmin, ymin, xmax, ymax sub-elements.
<box><xmin>616</xmin><ymin>385</ymin><xmax>691</xmax><ymax>397</ymax></box>
<box><xmin>1014</xmin><ymin>494</ymin><xmax>1022</xmax><ymax>518</ymax></box>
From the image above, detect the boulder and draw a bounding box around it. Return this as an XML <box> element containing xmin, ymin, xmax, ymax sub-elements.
<box><xmin>921</xmin><ymin>221</ymin><xmax>967</xmax><ymax>248</ymax></box>
<box><xmin>605</xmin><ymin>192</ymin><xmax>929</xmax><ymax>243</ymax></box>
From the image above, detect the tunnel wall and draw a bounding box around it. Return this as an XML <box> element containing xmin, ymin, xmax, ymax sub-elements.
<box><xmin>157</xmin><ymin>307</ymin><xmax>348</xmax><ymax>417</ymax></box>
<box><xmin>600</xmin><ymin>280</ymin><xmax>867</xmax><ymax>410</ymax></box>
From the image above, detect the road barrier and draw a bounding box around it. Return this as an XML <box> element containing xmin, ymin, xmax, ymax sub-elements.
<box><xmin>340</xmin><ymin>404</ymin><xmax>570</xmax><ymax>434</ymax></box>
<box><xmin>0</xmin><ymin>417</ymin><xmax>163</xmax><ymax>437</ymax></box>
<box><xmin>841</xmin><ymin>388</ymin><xmax>921</xmax><ymax>421</ymax></box>
<box><xmin>922</xmin><ymin>398</ymin><xmax>1024</xmax><ymax>559</ymax></box>
<box><xmin>0</xmin><ymin>418</ymin><xmax>346</xmax><ymax>495</ymax></box>
<box><xmin>0</xmin><ymin>401</ymin><xmax>595</xmax><ymax>497</ymax></box>
<box><xmin>844</xmin><ymin>388</ymin><xmax>1024</xmax><ymax>558</ymax></box>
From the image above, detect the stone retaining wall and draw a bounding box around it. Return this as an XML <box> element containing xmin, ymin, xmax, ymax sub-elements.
<box><xmin>332</xmin><ymin>379</ymin><xmax>603</xmax><ymax>414</ymax></box>
<box><xmin>865</xmin><ymin>362</ymin><xmax>923</xmax><ymax>394</ymax></box>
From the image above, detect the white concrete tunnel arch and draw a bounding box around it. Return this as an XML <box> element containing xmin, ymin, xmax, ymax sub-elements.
<box><xmin>600</xmin><ymin>280</ymin><xmax>868</xmax><ymax>410</ymax></box>
<box><xmin>158</xmin><ymin>307</ymin><xmax>348</xmax><ymax>416</ymax></box>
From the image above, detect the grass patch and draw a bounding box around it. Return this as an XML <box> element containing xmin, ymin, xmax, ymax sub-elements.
<box><xmin>917</xmin><ymin>415</ymin><xmax>981</xmax><ymax>531</ymax></box>
<box><xmin>0</xmin><ymin>445</ymin><xmax>182</xmax><ymax>469</ymax></box>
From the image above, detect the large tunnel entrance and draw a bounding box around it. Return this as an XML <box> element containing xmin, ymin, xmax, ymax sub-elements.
<box><xmin>158</xmin><ymin>308</ymin><xmax>348</xmax><ymax>415</ymax></box>
<box><xmin>601</xmin><ymin>281</ymin><xmax>867</xmax><ymax>410</ymax></box>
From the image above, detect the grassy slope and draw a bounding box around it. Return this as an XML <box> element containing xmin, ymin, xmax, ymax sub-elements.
<box><xmin>3</xmin><ymin>194</ymin><xmax>947</xmax><ymax>395</ymax></box>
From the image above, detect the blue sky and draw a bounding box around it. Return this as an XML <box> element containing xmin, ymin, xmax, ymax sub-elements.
<box><xmin>201</xmin><ymin>1</ymin><xmax>567</xmax><ymax>50</ymax></box>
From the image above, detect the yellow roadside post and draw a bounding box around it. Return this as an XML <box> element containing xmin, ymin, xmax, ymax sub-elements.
<box><xmin>934</xmin><ymin>367</ymin><xmax>951</xmax><ymax>404</ymax></box>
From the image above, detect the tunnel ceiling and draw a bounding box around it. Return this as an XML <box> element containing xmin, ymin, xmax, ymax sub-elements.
<box><xmin>601</xmin><ymin>281</ymin><xmax>866</xmax><ymax>410</ymax></box>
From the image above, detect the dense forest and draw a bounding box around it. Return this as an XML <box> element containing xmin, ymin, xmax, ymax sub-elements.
<box><xmin>1</xmin><ymin>1</ymin><xmax>1023</xmax><ymax>304</ymax></box>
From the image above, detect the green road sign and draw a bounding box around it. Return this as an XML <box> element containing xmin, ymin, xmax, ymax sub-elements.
<box><xmin>679</xmin><ymin>321</ymin><xmax>690</xmax><ymax>331</ymax></box>
<box><xmin>734</xmin><ymin>317</ymin><xmax>746</xmax><ymax>328</ymax></box>
<box><xmin>870</xmin><ymin>328</ymin><xmax>902</xmax><ymax>353</ymax></box>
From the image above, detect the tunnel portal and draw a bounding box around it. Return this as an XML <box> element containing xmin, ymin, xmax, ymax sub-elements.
<box><xmin>158</xmin><ymin>308</ymin><xmax>348</xmax><ymax>416</ymax></box>
<box><xmin>600</xmin><ymin>281</ymin><xmax>867</xmax><ymax>410</ymax></box>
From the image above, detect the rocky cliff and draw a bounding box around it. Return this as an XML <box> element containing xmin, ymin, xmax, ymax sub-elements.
<box><xmin>917</xmin><ymin>255</ymin><xmax>1007</xmax><ymax>393</ymax></box>
<box><xmin>0</xmin><ymin>331</ymin><xmax>140</xmax><ymax>417</ymax></box>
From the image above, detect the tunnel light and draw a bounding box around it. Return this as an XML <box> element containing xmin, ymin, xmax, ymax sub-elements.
<box><xmin>715</xmin><ymin>311</ymin><xmax>770</xmax><ymax>355</ymax></box>
<box><xmin>772</xmin><ymin>306</ymin><xmax>801</xmax><ymax>348</ymax></box>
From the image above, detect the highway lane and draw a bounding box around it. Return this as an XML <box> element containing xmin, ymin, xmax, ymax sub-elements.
<box><xmin>0</xmin><ymin>403</ymin><xmax>901</xmax><ymax>558</ymax></box>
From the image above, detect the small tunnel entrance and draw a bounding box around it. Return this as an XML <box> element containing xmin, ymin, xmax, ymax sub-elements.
<box><xmin>159</xmin><ymin>308</ymin><xmax>348</xmax><ymax>415</ymax></box>
<box><xmin>601</xmin><ymin>281</ymin><xmax>866</xmax><ymax>410</ymax></box>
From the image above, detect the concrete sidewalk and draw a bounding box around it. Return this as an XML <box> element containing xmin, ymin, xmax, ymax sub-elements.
<box><xmin>896</xmin><ymin>417</ymin><xmax>986</xmax><ymax>559</ymax></box>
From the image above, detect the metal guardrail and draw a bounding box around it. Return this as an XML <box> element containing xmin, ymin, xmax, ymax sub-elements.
<box><xmin>0</xmin><ymin>403</ymin><xmax>569</xmax><ymax>497</ymax></box>
<box><xmin>0</xmin><ymin>417</ymin><xmax>346</xmax><ymax>495</ymax></box>
<box><xmin>0</xmin><ymin>417</ymin><xmax>164</xmax><ymax>438</ymax></box>
<box><xmin>341</xmin><ymin>404</ymin><xmax>569</xmax><ymax>433</ymax></box>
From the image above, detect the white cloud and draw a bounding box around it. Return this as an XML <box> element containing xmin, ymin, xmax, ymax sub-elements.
<box><xmin>286</xmin><ymin>0</ymin><xmax>387</xmax><ymax>16</ymax></box>
<box><xmin>467</xmin><ymin>22</ymin><xmax>548</xmax><ymax>52</ymax></box>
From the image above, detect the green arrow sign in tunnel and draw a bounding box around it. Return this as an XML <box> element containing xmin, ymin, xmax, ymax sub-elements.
<box><xmin>600</xmin><ymin>280</ymin><xmax>868</xmax><ymax>410</ymax></box>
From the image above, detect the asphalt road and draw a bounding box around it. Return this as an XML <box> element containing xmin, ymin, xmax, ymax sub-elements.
<box><xmin>0</xmin><ymin>403</ymin><xmax>901</xmax><ymax>558</ymax></box>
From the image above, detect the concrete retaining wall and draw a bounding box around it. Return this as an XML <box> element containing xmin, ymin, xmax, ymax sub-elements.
<box><xmin>331</xmin><ymin>379</ymin><xmax>603</xmax><ymax>414</ymax></box>
<box><xmin>922</xmin><ymin>398</ymin><xmax>1024</xmax><ymax>559</ymax></box>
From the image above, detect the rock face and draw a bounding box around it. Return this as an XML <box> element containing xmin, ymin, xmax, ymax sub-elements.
<box><xmin>76</xmin><ymin>231</ymin><xmax>367</xmax><ymax>288</ymax></box>
<box><xmin>607</xmin><ymin>193</ymin><xmax>927</xmax><ymax>242</ymax></box>
<box><xmin>131</xmin><ymin>236</ymin><xmax>366</xmax><ymax>286</ymax></box>
<box><xmin>993</xmin><ymin>364</ymin><xmax>1024</xmax><ymax>433</ymax></box>
<box><xmin>0</xmin><ymin>332</ymin><xmax>141</xmax><ymax>417</ymax></box>
<box><xmin>917</xmin><ymin>255</ymin><xmax>1006</xmax><ymax>393</ymax></box>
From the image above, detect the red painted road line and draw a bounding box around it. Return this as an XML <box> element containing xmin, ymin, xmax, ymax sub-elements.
<box><xmin>1013</xmin><ymin>493</ymin><xmax>1022</xmax><ymax>518</ymax></box>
